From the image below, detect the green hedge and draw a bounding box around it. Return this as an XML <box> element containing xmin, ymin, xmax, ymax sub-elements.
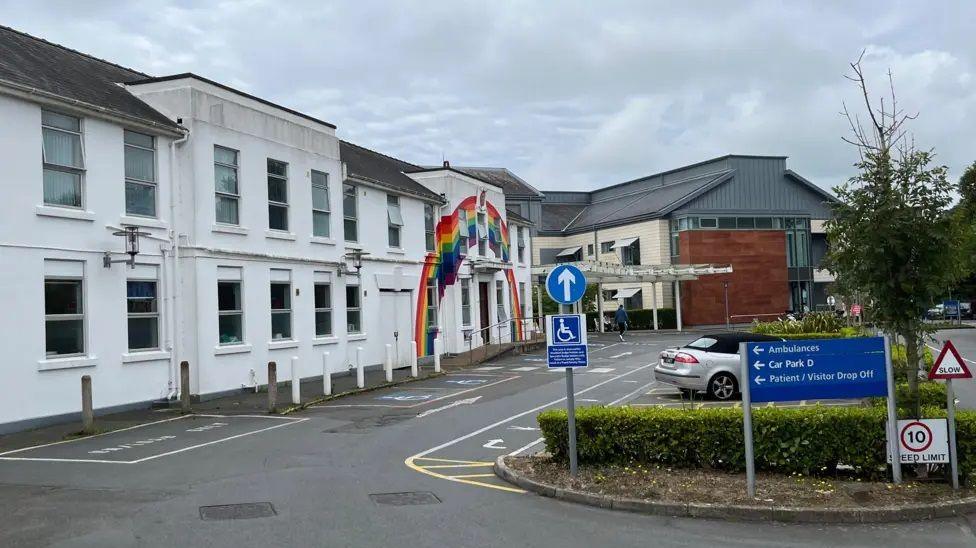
<box><xmin>870</xmin><ymin>382</ymin><xmax>948</xmax><ymax>410</ymax></box>
<box><xmin>538</xmin><ymin>405</ymin><xmax>976</xmax><ymax>481</ymax></box>
<box><xmin>767</xmin><ymin>332</ymin><xmax>846</xmax><ymax>340</ymax></box>
<box><xmin>586</xmin><ymin>308</ymin><xmax>676</xmax><ymax>330</ymax></box>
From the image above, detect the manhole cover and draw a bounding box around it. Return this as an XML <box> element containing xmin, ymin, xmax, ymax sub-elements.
<box><xmin>199</xmin><ymin>502</ymin><xmax>276</xmax><ymax>520</ymax></box>
<box><xmin>369</xmin><ymin>492</ymin><xmax>441</xmax><ymax>506</ymax></box>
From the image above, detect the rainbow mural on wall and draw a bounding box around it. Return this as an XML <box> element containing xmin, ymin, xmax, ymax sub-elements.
<box><xmin>414</xmin><ymin>194</ymin><xmax>522</xmax><ymax>357</ymax></box>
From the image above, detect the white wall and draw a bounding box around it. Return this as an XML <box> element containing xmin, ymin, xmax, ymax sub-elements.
<box><xmin>0</xmin><ymin>92</ymin><xmax>177</xmax><ymax>430</ymax></box>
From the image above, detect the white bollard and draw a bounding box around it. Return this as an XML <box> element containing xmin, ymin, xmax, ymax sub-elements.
<box><xmin>290</xmin><ymin>356</ymin><xmax>301</xmax><ymax>405</ymax></box>
<box><xmin>410</xmin><ymin>341</ymin><xmax>419</xmax><ymax>378</ymax></box>
<box><xmin>384</xmin><ymin>344</ymin><xmax>393</xmax><ymax>383</ymax></box>
<box><xmin>356</xmin><ymin>347</ymin><xmax>365</xmax><ymax>388</ymax></box>
<box><xmin>434</xmin><ymin>337</ymin><xmax>442</xmax><ymax>373</ymax></box>
<box><xmin>322</xmin><ymin>352</ymin><xmax>331</xmax><ymax>396</ymax></box>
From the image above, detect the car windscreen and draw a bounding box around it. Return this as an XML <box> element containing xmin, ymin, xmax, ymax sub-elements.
<box><xmin>684</xmin><ymin>337</ymin><xmax>718</xmax><ymax>350</ymax></box>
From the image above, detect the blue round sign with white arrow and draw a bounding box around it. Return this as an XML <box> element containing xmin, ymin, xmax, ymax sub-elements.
<box><xmin>545</xmin><ymin>264</ymin><xmax>587</xmax><ymax>305</ymax></box>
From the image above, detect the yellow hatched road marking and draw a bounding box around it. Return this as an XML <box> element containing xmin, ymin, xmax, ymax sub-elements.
<box><xmin>405</xmin><ymin>455</ymin><xmax>525</xmax><ymax>494</ymax></box>
<box><xmin>448</xmin><ymin>473</ymin><xmax>497</xmax><ymax>479</ymax></box>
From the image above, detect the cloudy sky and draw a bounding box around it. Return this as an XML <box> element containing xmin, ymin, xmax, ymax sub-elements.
<box><xmin>3</xmin><ymin>1</ymin><xmax>973</xmax><ymax>192</ymax></box>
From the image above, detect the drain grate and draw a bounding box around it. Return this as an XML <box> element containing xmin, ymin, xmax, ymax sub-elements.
<box><xmin>369</xmin><ymin>491</ymin><xmax>441</xmax><ymax>506</ymax></box>
<box><xmin>199</xmin><ymin>502</ymin><xmax>277</xmax><ymax>520</ymax></box>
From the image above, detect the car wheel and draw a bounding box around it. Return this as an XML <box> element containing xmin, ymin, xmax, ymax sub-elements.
<box><xmin>707</xmin><ymin>373</ymin><xmax>737</xmax><ymax>401</ymax></box>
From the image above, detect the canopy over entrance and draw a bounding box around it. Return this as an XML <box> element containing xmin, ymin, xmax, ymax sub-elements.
<box><xmin>531</xmin><ymin>260</ymin><xmax>733</xmax><ymax>332</ymax></box>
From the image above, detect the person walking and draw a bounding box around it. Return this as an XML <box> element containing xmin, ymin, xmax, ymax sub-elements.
<box><xmin>614</xmin><ymin>304</ymin><xmax>629</xmax><ymax>341</ymax></box>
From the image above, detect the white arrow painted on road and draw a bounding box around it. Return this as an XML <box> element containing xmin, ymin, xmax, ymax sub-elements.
<box><xmin>609</xmin><ymin>352</ymin><xmax>633</xmax><ymax>359</ymax></box>
<box><xmin>416</xmin><ymin>396</ymin><xmax>482</xmax><ymax>418</ymax></box>
<box><xmin>483</xmin><ymin>439</ymin><xmax>507</xmax><ymax>450</ymax></box>
<box><xmin>557</xmin><ymin>268</ymin><xmax>576</xmax><ymax>302</ymax></box>
<box><xmin>752</xmin><ymin>346</ymin><xmax>764</xmax><ymax>356</ymax></box>
<box><xmin>754</xmin><ymin>376</ymin><xmax>766</xmax><ymax>385</ymax></box>
<box><xmin>508</xmin><ymin>426</ymin><xmax>539</xmax><ymax>431</ymax></box>
<box><xmin>753</xmin><ymin>362</ymin><xmax>766</xmax><ymax>371</ymax></box>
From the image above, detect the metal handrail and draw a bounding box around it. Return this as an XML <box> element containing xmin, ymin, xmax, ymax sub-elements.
<box><xmin>465</xmin><ymin>315</ymin><xmax>544</xmax><ymax>365</ymax></box>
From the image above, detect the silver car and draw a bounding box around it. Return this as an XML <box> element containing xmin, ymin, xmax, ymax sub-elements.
<box><xmin>654</xmin><ymin>332</ymin><xmax>785</xmax><ymax>400</ymax></box>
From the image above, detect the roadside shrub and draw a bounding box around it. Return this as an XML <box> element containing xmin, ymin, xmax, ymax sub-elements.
<box><xmin>870</xmin><ymin>381</ymin><xmax>947</xmax><ymax>411</ymax></box>
<box><xmin>586</xmin><ymin>308</ymin><xmax>676</xmax><ymax>330</ymax></box>
<box><xmin>751</xmin><ymin>312</ymin><xmax>845</xmax><ymax>336</ymax></box>
<box><xmin>537</xmin><ymin>405</ymin><xmax>976</xmax><ymax>480</ymax></box>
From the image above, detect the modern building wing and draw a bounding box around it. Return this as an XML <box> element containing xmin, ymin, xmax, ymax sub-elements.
<box><xmin>533</xmin><ymin>155</ymin><xmax>839</xmax><ymax>323</ymax></box>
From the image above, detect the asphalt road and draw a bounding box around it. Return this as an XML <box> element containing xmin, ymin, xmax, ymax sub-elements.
<box><xmin>1</xmin><ymin>331</ymin><xmax>974</xmax><ymax>547</ymax></box>
<box><xmin>932</xmin><ymin>328</ymin><xmax>976</xmax><ymax>409</ymax></box>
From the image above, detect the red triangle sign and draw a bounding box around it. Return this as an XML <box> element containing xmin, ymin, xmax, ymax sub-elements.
<box><xmin>928</xmin><ymin>340</ymin><xmax>973</xmax><ymax>380</ymax></box>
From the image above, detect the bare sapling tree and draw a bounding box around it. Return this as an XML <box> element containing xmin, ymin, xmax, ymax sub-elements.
<box><xmin>824</xmin><ymin>52</ymin><xmax>970</xmax><ymax>418</ymax></box>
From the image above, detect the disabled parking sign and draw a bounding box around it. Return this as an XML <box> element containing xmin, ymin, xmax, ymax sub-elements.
<box><xmin>546</xmin><ymin>314</ymin><xmax>587</xmax><ymax>368</ymax></box>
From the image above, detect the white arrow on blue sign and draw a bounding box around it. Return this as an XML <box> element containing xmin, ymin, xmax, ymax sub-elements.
<box><xmin>545</xmin><ymin>264</ymin><xmax>587</xmax><ymax>305</ymax></box>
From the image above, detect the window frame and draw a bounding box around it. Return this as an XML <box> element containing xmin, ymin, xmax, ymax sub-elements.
<box><xmin>600</xmin><ymin>241</ymin><xmax>614</xmax><ymax>254</ymax></box>
<box><xmin>343</xmin><ymin>183</ymin><xmax>358</xmax><ymax>242</ymax></box>
<box><xmin>426</xmin><ymin>279</ymin><xmax>438</xmax><ymax>329</ymax></box>
<box><xmin>314</xmin><ymin>281</ymin><xmax>333</xmax><ymax>337</ymax></box>
<box><xmin>126</xmin><ymin>278</ymin><xmax>160</xmax><ymax>352</ymax></box>
<box><xmin>123</xmin><ymin>130</ymin><xmax>157</xmax><ymax>218</ymax></box>
<box><xmin>267</xmin><ymin>158</ymin><xmax>289</xmax><ymax>232</ymax></box>
<box><xmin>495</xmin><ymin>280</ymin><xmax>506</xmax><ymax>323</ymax></box>
<box><xmin>477</xmin><ymin>213</ymin><xmax>487</xmax><ymax>256</ymax></box>
<box><xmin>460</xmin><ymin>278</ymin><xmax>472</xmax><ymax>326</ymax></box>
<box><xmin>387</xmin><ymin>194</ymin><xmax>403</xmax><ymax>248</ymax></box>
<box><xmin>217</xmin><ymin>279</ymin><xmax>245</xmax><ymax>346</ymax></box>
<box><xmin>458</xmin><ymin>209</ymin><xmax>468</xmax><ymax>255</ymax></box>
<box><xmin>311</xmin><ymin>170</ymin><xmax>331</xmax><ymax>238</ymax></box>
<box><xmin>346</xmin><ymin>281</ymin><xmax>362</xmax><ymax>333</ymax></box>
<box><xmin>269</xmin><ymin>280</ymin><xmax>292</xmax><ymax>340</ymax></box>
<box><xmin>44</xmin><ymin>276</ymin><xmax>85</xmax><ymax>358</ymax></box>
<box><xmin>214</xmin><ymin>145</ymin><xmax>241</xmax><ymax>226</ymax></box>
<box><xmin>516</xmin><ymin>226</ymin><xmax>526</xmax><ymax>263</ymax></box>
<box><xmin>41</xmin><ymin>110</ymin><xmax>86</xmax><ymax>209</ymax></box>
<box><xmin>424</xmin><ymin>203</ymin><xmax>436</xmax><ymax>252</ymax></box>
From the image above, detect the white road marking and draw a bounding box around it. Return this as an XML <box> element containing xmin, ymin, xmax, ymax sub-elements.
<box><xmin>508</xmin><ymin>426</ymin><xmax>538</xmax><ymax>431</ymax></box>
<box><xmin>320</xmin><ymin>376</ymin><xmax>518</xmax><ymax>408</ymax></box>
<box><xmin>510</xmin><ymin>366</ymin><xmax>539</xmax><ymax>372</ymax></box>
<box><xmin>608</xmin><ymin>379</ymin><xmax>659</xmax><ymax>407</ymax></box>
<box><xmin>0</xmin><ymin>415</ymin><xmax>307</xmax><ymax>464</ymax></box>
<box><xmin>508</xmin><ymin>437</ymin><xmax>545</xmax><ymax>456</ymax></box>
<box><xmin>588</xmin><ymin>367</ymin><xmax>615</xmax><ymax>374</ymax></box>
<box><xmin>577</xmin><ymin>398</ymin><xmax>600</xmax><ymax>403</ymax></box>
<box><xmin>590</xmin><ymin>343</ymin><xmax>622</xmax><ymax>353</ymax></box>
<box><xmin>416</xmin><ymin>396</ymin><xmax>482</xmax><ymax>418</ymax></box>
<box><xmin>609</xmin><ymin>352</ymin><xmax>633</xmax><ymax>359</ymax></box>
<box><xmin>483</xmin><ymin>439</ymin><xmax>507</xmax><ymax>449</ymax></box>
<box><xmin>408</xmin><ymin>363</ymin><xmax>655</xmax><ymax>460</ymax></box>
<box><xmin>475</xmin><ymin>366</ymin><xmax>504</xmax><ymax>371</ymax></box>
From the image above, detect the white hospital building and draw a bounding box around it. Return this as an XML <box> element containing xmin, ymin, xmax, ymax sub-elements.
<box><xmin>0</xmin><ymin>26</ymin><xmax>534</xmax><ymax>433</ymax></box>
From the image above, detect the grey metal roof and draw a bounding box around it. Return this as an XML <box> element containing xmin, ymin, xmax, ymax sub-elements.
<box><xmin>451</xmin><ymin>166</ymin><xmax>543</xmax><ymax>197</ymax></box>
<box><xmin>0</xmin><ymin>25</ymin><xmax>179</xmax><ymax>130</ymax></box>
<box><xmin>339</xmin><ymin>141</ymin><xmax>443</xmax><ymax>202</ymax></box>
<box><xmin>539</xmin><ymin>203</ymin><xmax>587</xmax><ymax>232</ymax></box>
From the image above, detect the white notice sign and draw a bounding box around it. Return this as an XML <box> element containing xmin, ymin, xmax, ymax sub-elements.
<box><xmin>889</xmin><ymin>419</ymin><xmax>949</xmax><ymax>464</ymax></box>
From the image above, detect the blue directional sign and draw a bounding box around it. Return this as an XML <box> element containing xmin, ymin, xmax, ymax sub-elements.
<box><xmin>744</xmin><ymin>337</ymin><xmax>888</xmax><ymax>403</ymax></box>
<box><xmin>545</xmin><ymin>264</ymin><xmax>587</xmax><ymax>305</ymax></box>
<box><xmin>546</xmin><ymin>314</ymin><xmax>588</xmax><ymax>368</ymax></box>
<box><xmin>944</xmin><ymin>300</ymin><xmax>961</xmax><ymax>319</ymax></box>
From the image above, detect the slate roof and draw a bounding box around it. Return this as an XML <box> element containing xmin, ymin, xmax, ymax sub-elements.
<box><xmin>339</xmin><ymin>141</ymin><xmax>443</xmax><ymax>202</ymax></box>
<box><xmin>450</xmin><ymin>166</ymin><xmax>544</xmax><ymax>197</ymax></box>
<box><xmin>0</xmin><ymin>25</ymin><xmax>179</xmax><ymax>130</ymax></box>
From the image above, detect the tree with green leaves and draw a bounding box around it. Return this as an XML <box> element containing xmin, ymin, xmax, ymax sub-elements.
<box><xmin>824</xmin><ymin>54</ymin><xmax>971</xmax><ymax>418</ymax></box>
<box><xmin>958</xmin><ymin>161</ymin><xmax>976</xmax><ymax>210</ymax></box>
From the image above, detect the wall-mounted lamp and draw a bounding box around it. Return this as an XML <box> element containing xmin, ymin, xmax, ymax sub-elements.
<box><xmin>339</xmin><ymin>249</ymin><xmax>369</xmax><ymax>276</ymax></box>
<box><xmin>103</xmin><ymin>226</ymin><xmax>149</xmax><ymax>269</ymax></box>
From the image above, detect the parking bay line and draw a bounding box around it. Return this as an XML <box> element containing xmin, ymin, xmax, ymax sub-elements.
<box><xmin>0</xmin><ymin>414</ymin><xmax>307</xmax><ymax>464</ymax></box>
<box><xmin>405</xmin><ymin>363</ymin><xmax>655</xmax><ymax>493</ymax></box>
<box><xmin>316</xmin><ymin>375</ymin><xmax>519</xmax><ymax>408</ymax></box>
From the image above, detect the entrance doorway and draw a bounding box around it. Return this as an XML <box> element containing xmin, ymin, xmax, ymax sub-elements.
<box><xmin>478</xmin><ymin>281</ymin><xmax>490</xmax><ymax>344</ymax></box>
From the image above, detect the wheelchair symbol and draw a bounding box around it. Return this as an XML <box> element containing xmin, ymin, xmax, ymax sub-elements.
<box><xmin>555</xmin><ymin>318</ymin><xmax>578</xmax><ymax>343</ymax></box>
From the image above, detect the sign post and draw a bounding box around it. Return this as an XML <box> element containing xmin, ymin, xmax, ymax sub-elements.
<box><xmin>928</xmin><ymin>340</ymin><xmax>973</xmax><ymax>489</ymax></box>
<box><xmin>739</xmin><ymin>336</ymin><xmax>897</xmax><ymax>495</ymax></box>
<box><xmin>545</xmin><ymin>264</ymin><xmax>588</xmax><ymax>478</ymax></box>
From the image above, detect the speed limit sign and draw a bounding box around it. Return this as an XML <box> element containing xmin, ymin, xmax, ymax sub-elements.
<box><xmin>891</xmin><ymin>419</ymin><xmax>948</xmax><ymax>464</ymax></box>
